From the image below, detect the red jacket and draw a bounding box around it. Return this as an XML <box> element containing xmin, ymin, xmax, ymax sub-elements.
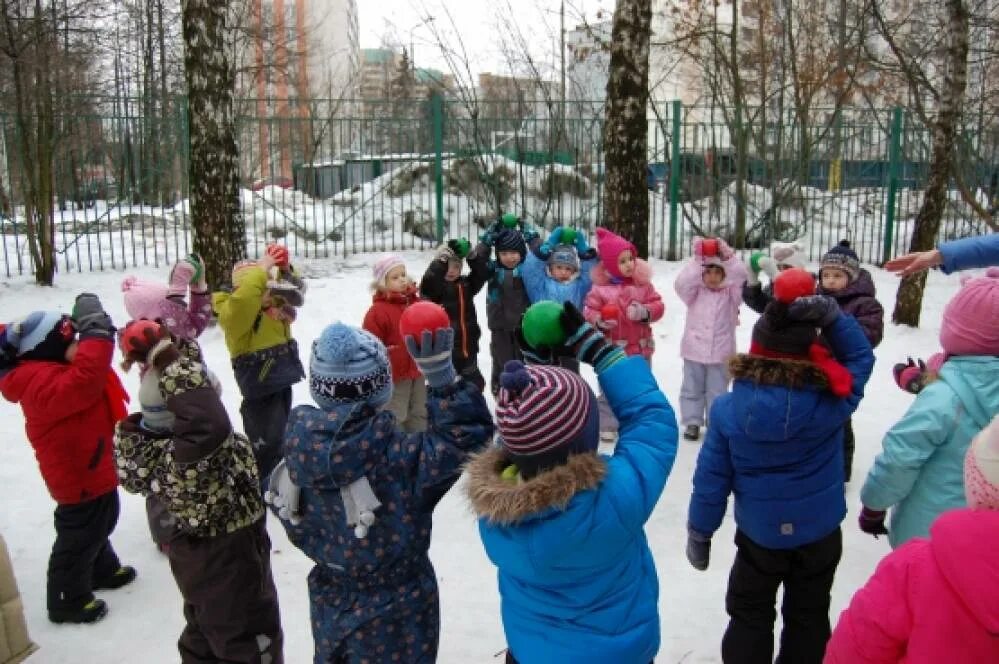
<box><xmin>362</xmin><ymin>286</ymin><xmax>422</xmax><ymax>382</ymax></box>
<box><xmin>0</xmin><ymin>339</ymin><xmax>128</xmax><ymax>505</ymax></box>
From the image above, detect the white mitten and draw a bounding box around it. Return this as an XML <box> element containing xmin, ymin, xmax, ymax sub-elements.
<box><xmin>264</xmin><ymin>459</ymin><xmax>302</xmax><ymax>525</ymax></box>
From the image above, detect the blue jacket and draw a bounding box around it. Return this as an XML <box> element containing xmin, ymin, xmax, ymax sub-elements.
<box><xmin>465</xmin><ymin>357</ymin><xmax>678</xmax><ymax>664</ymax></box>
<box><xmin>520</xmin><ymin>245</ymin><xmax>598</xmax><ymax>308</ymax></box>
<box><xmin>279</xmin><ymin>381</ymin><xmax>494</xmax><ymax>582</ymax></box>
<box><xmin>939</xmin><ymin>233</ymin><xmax>999</xmax><ymax>273</ymax></box>
<box><xmin>688</xmin><ymin>314</ymin><xmax>875</xmax><ymax>549</ymax></box>
<box><xmin>861</xmin><ymin>355</ymin><xmax>999</xmax><ymax>548</ymax></box>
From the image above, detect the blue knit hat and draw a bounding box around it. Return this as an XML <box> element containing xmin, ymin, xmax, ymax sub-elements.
<box><xmin>310</xmin><ymin>322</ymin><xmax>392</xmax><ymax>411</ymax></box>
<box><xmin>1</xmin><ymin>311</ymin><xmax>75</xmax><ymax>365</ymax></box>
<box><xmin>548</xmin><ymin>244</ymin><xmax>580</xmax><ymax>272</ymax></box>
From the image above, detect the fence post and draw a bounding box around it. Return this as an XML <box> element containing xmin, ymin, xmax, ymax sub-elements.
<box><xmin>432</xmin><ymin>93</ymin><xmax>445</xmax><ymax>242</ymax></box>
<box><xmin>883</xmin><ymin>106</ymin><xmax>903</xmax><ymax>264</ymax></box>
<box><xmin>668</xmin><ymin>99</ymin><xmax>682</xmax><ymax>260</ymax></box>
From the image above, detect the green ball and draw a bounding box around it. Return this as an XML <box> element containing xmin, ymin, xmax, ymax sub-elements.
<box><xmin>501</xmin><ymin>212</ymin><xmax>519</xmax><ymax>228</ymax></box>
<box><xmin>521</xmin><ymin>301</ymin><xmax>565</xmax><ymax>348</ymax></box>
<box><xmin>560</xmin><ymin>228</ymin><xmax>576</xmax><ymax>245</ymax></box>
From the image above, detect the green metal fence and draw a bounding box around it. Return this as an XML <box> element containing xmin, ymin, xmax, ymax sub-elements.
<box><xmin>1</xmin><ymin>95</ymin><xmax>996</xmax><ymax>276</ymax></box>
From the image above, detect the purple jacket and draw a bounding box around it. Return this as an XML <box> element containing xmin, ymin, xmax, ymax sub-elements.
<box><xmin>154</xmin><ymin>291</ymin><xmax>213</xmax><ymax>341</ymax></box>
<box><xmin>818</xmin><ymin>269</ymin><xmax>884</xmax><ymax>348</ymax></box>
<box><xmin>674</xmin><ymin>256</ymin><xmax>747</xmax><ymax>364</ymax></box>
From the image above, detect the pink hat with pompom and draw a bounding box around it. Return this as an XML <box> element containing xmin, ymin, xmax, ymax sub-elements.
<box><xmin>121</xmin><ymin>276</ymin><xmax>169</xmax><ymax>321</ymax></box>
<box><xmin>940</xmin><ymin>268</ymin><xmax>999</xmax><ymax>356</ymax></box>
<box><xmin>964</xmin><ymin>415</ymin><xmax>999</xmax><ymax>510</ymax></box>
<box><xmin>372</xmin><ymin>254</ymin><xmax>406</xmax><ymax>288</ymax></box>
<box><xmin>595</xmin><ymin>227</ymin><xmax>636</xmax><ymax>279</ymax></box>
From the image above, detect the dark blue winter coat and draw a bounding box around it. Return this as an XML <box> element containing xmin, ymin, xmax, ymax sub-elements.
<box><xmin>688</xmin><ymin>314</ymin><xmax>875</xmax><ymax>549</ymax></box>
<box><xmin>465</xmin><ymin>357</ymin><xmax>678</xmax><ymax>663</ymax></box>
<box><xmin>278</xmin><ymin>380</ymin><xmax>493</xmax><ymax>662</ymax></box>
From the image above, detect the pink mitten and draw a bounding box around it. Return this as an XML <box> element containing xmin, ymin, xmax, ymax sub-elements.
<box><xmin>168</xmin><ymin>260</ymin><xmax>196</xmax><ymax>298</ymax></box>
<box><xmin>716</xmin><ymin>238</ymin><xmax>735</xmax><ymax>260</ymax></box>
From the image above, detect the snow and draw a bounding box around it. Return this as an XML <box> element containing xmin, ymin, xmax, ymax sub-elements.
<box><xmin>0</xmin><ymin>253</ymin><xmax>973</xmax><ymax>663</ymax></box>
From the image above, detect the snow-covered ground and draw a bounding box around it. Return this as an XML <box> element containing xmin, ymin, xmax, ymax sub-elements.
<box><xmin>0</xmin><ymin>253</ymin><xmax>971</xmax><ymax>663</ymax></box>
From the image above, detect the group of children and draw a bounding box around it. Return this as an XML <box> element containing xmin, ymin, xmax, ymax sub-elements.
<box><xmin>0</xmin><ymin>222</ymin><xmax>996</xmax><ymax>664</ymax></box>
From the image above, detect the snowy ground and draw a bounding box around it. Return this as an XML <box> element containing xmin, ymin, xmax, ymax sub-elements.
<box><xmin>0</xmin><ymin>253</ymin><xmax>970</xmax><ymax>663</ymax></box>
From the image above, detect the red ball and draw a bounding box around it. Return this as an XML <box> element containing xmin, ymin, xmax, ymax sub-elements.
<box><xmin>773</xmin><ymin>267</ymin><xmax>816</xmax><ymax>304</ymax></box>
<box><xmin>701</xmin><ymin>238</ymin><xmax>719</xmax><ymax>257</ymax></box>
<box><xmin>399</xmin><ymin>301</ymin><xmax>450</xmax><ymax>338</ymax></box>
<box><xmin>600</xmin><ymin>303</ymin><xmax>620</xmax><ymax>320</ymax></box>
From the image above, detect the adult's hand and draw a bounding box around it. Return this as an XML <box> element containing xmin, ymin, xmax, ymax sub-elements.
<box><xmin>884</xmin><ymin>249</ymin><xmax>942</xmax><ymax>277</ymax></box>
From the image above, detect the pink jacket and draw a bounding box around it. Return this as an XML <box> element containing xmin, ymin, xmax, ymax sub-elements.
<box><xmin>583</xmin><ymin>259</ymin><xmax>664</xmax><ymax>360</ymax></box>
<box><xmin>825</xmin><ymin>508</ymin><xmax>999</xmax><ymax>664</ymax></box>
<box><xmin>674</xmin><ymin>256</ymin><xmax>747</xmax><ymax>364</ymax></box>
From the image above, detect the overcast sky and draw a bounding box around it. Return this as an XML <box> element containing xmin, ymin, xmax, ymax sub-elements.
<box><xmin>357</xmin><ymin>0</ymin><xmax>611</xmax><ymax>78</ymax></box>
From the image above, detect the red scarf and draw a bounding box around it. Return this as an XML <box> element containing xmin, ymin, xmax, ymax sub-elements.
<box><xmin>105</xmin><ymin>369</ymin><xmax>130</xmax><ymax>423</ymax></box>
<box><xmin>748</xmin><ymin>341</ymin><xmax>853</xmax><ymax>398</ymax></box>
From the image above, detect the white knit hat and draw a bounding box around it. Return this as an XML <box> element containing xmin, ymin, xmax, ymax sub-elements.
<box><xmin>771</xmin><ymin>241</ymin><xmax>806</xmax><ymax>269</ymax></box>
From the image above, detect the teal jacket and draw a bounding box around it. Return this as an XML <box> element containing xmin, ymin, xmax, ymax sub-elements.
<box><xmin>861</xmin><ymin>356</ymin><xmax>999</xmax><ymax>548</ymax></box>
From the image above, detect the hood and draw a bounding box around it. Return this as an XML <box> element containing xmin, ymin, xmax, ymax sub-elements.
<box><xmin>939</xmin><ymin>356</ymin><xmax>999</xmax><ymax>430</ymax></box>
<box><xmin>727</xmin><ymin>354</ymin><xmax>832</xmax><ymax>442</ymax></box>
<box><xmin>285</xmin><ymin>402</ymin><xmax>391</xmax><ymax>489</ymax></box>
<box><xmin>589</xmin><ymin>258</ymin><xmax>653</xmax><ymax>287</ymax></box>
<box><xmin>0</xmin><ymin>360</ymin><xmax>61</xmax><ymax>404</ymax></box>
<box><xmin>930</xmin><ymin>508</ymin><xmax>999</xmax><ymax>635</ymax></box>
<box><xmin>818</xmin><ymin>267</ymin><xmax>876</xmax><ymax>300</ymax></box>
<box><xmin>465</xmin><ymin>445</ymin><xmax>606</xmax><ymax>525</ymax></box>
<box><xmin>372</xmin><ymin>283</ymin><xmax>418</xmax><ymax>305</ymax></box>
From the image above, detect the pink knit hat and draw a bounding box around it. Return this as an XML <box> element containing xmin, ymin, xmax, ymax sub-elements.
<box><xmin>964</xmin><ymin>415</ymin><xmax>999</xmax><ymax>510</ymax></box>
<box><xmin>372</xmin><ymin>254</ymin><xmax>406</xmax><ymax>288</ymax></box>
<box><xmin>595</xmin><ymin>227</ymin><xmax>637</xmax><ymax>279</ymax></box>
<box><xmin>940</xmin><ymin>267</ymin><xmax>999</xmax><ymax>356</ymax></box>
<box><xmin>122</xmin><ymin>276</ymin><xmax>170</xmax><ymax>321</ymax></box>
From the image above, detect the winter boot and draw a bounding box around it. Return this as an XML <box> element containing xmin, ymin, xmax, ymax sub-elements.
<box><xmin>49</xmin><ymin>598</ymin><xmax>108</xmax><ymax>625</ymax></box>
<box><xmin>683</xmin><ymin>424</ymin><xmax>700</xmax><ymax>441</ymax></box>
<box><xmin>93</xmin><ymin>565</ymin><xmax>137</xmax><ymax>591</ymax></box>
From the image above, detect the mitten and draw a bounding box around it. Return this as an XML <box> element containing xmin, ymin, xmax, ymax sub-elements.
<box><xmin>448</xmin><ymin>238</ymin><xmax>471</xmax><ymax>259</ymax></box>
<box><xmin>561</xmin><ymin>302</ymin><xmax>626</xmax><ymax>373</ymax></box>
<box><xmin>686</xmin><ymin>527</ymin><xmax>711</xmax><ymax>571</ymax></box>
<box><xmin>626</xmin><ymin>302</ymin><xmax>649</xmax><ymax>322</ymax></box>
<box><xmin>539</xmin><ymin>226</ymin><xmax>565</xmax><ymax>256</ymax></box>
<box><xmin>859</xmin><ymin>506</ymin><xmax>889</xmax><ymax>538</ymax></box>
<box><xmin>72</xmin><ymin>293</ymin><xmax>115</xmax><ymax>341</ymax></box>
<box><xmin>522</xmin><ymin>226</ymin><xmax>540</xmax><ymax>244</ymax></box>
<box><xmin>119</xmin><ymin>320</ymin><xmax>179</xmax><ymax>371</ymax></box>
<box><xmin>404</xmin><ymin>328</ymin><xmax>457</xmax><ymax>388</ymax></box>
<box><xmin>266</xmin><ymin>243</ymin><xmax>290</xmax><ymax>269</ymax></box>
<box><xmin>572</xmin><ymin>229</ymin><xmax>590</xmax><ymax>254</ymax></box>
<box><xmin>167</xmin><ymin>258</ymin><xmax>197</xmax><ymax>297</ymax></box>
<box><xmin>716</xmin><ymin>238</ymin><xmax>735</xmax><ymax>260</ymax></box>
<box><xmin>436</xmin><ymin>245</ymin><xmax>458</xmax><ymax>263</ymax></box>
<box><xmin>264</xmin><ymin>459</ymin><xmax>302</xmax><ymax>526</ymax></box>
<box><xmin>479</xmin><ymin>219</ymin><xmax>503</xmax><ymax>246</ymax></box>
<box><xmin>893</xmin><ymin>357</ymin><xmax>929</xmax><ymax>394</ymax></box>
<box><xmin>787</xmin><ymin>294</ymin><xmax>840</xmax><ymax>328</ymax></box>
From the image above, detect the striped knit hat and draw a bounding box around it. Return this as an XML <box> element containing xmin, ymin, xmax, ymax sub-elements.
<box><xmin>495</xmin><ymin>360</ymin><xmax>599</xmax><ymax>478</ymax></box>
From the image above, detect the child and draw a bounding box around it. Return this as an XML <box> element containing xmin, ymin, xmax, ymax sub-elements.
<box><xmin>0</xmin><ymin>295</ymin><xmax>135</xmax><ymax>624</ymax></box>
<box><xmin>742</xmin><ymin>240</ymin><xmax>807</xmax><ymax>313</ymax></box>
<box><xmin>477</xmin><ymin>215</ymin><xmax>537</xmax><ymax>395</ymax></box>
<box><xmin>122</xmin><ymin>254</ymin><xmax>214</xmax><ymax>550</ymax></box>
<box><xmin>673</xmin><ymin>236</ymin><xmax>746</xmax><ymax>441</ymax></box>
<box><xmin>268</xmin><ymin>322</ymin><xmax>493</xmax><ymax>662</ymax></box>
<box><xmin>212</xmin><ymin>244</ymin><xmax>306</xmax><ymax>485</ymax></box>
<box><xmin>859</xmin><ymin>268</ymin><xmax>999</xmax><ymax>548</ymax></box>
<box><xmin>363</xmin><ymin>254</ymin><xmax>427</xmax><ymax>431</ymax></box>
<box><xmin>686</xmin><ymin>285</ymin><xmax>875</xmax><ymax>663</ymax></box>
<box><xmin>465</xmin><ymin>303</ymin><xmax>679</xmax><ymax>663</ymax></box>
<box><xmin>825</xmin><ymin>414</ymin><xmax>999</xmax><ymax>663</ymax></box>
<box><xmin>419</xmin><ymin>238</ymin><xmax>488</xmax><ymax>391</ymax></box>
<box><xmin>114</xmin><ymin>320</ymin><xmax>283</xmax><ymax>662</ymax></box>
<box><xmin>817</xmin><ymin>240</ymin><xmax>884</xmax><ymax>481</ymax></box>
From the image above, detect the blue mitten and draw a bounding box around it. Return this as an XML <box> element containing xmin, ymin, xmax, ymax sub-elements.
<box><xmin>264</xmin><ymin>459</ymin><xmax>302</xmax><ymax>525</ymax></box>
<box><xmin>404</xmin><ymin>328</ymin><xmax>457</xmax><ymax>388</ymax></box>
<box><xmin>573</xmin><ymin>230</ymin><xmax>590</xmax><ymax>254</ymax></box>
<box><xmin>539</xmin><ymin>226</ymin><xmax>565</xmax><ymax>257</ymax></box>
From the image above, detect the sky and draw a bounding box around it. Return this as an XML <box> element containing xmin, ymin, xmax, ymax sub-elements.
<box><xmin>357</xmin><ymin>0</ymin><xmax>612</xmax><ymax>77</ymax></box>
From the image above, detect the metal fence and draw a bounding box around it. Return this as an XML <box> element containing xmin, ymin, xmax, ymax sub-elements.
<box><xmin>1</xmin><ymin>95</ymin><xmax>996</xmax><ymax>276</ymax></box>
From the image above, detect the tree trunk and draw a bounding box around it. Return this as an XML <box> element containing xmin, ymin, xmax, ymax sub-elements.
<box><xmin>602</xmin><ymin>0</ymin><xmax>651</xmax><ymax>258</ymax></box>
<box><xmin>181</xmin><ymin>0</ymin><xmax>245</xmax><ymax>290</ymax></box>
<box><xmin>893</xmin><ymin>0</ymin><xmax>970</xmax><ymax>326</ymax></box>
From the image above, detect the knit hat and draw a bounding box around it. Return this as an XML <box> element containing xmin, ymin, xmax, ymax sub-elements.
<box><xmin>494</xmin><ymin>228</ymin><xmax>527</xmax><ymax>260</ymax></box>
<box><xmin>773</xmin><ymin>267</ymin><xmax>817</xmax><ymax>303</ymax></box>
<box><xmin>3</xmin><ymin>311</ymin><xmax>75</xmax><ymax>363</ymax></box>
<box><xmin>122</xmin><ymin>276</ymin><xmax>170</xmax><ymax>321</ymax></box>
<box><xmin>820</xmin><ymin>240</ymin><xmax>860</xmax><ymax>282</ymax></box>
<box><xmin>310</xmin><ymin>322</ymin><xmax>392</xmax><ymax>411</ymax></box>
<box><xmin>771</xmin><ymin>241</ymin><xmax>806</xmax><ymax>269</ymax></box>
<box><xmin>750</xmin><ymin>301</ymin><xmax>817</xmax><ymax>357</ymax></box>
<box><xmin>595</xmin><ymin>227</ymin><xmax>636</xmax><ymax>279</ymax></box>
<box><xmin>940</xmin><ymin>268</ymin><xmax>999</xmax><ymax>357</ymax></box>
<box><xmin>548</xmin><ymin>244</ymin><xmax>580</xmax><ymax>273</ymax></box>
<box><xmin>372</xmin><ymin>254</ymin><xmax>406</xmax><ymax>289</ymax></box>
<box><xmin>495</xmin><ymin>361</ymin><xmax>599</xmax><ymax>478</ymax></box>
<box><xmin>964</xmin><ymin>415</ymin><xmax>999</xmax><ymax>510</ymax></box>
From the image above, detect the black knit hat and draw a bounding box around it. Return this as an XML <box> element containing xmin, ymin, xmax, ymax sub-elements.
<box><xmin>820</xmin><ymin>240</ymin><xmax>860</xmax><ymax>282</ymax></box>
<box><xmin>750</xmin><ymin>301</ymin><xmax>817</xmax><ymax>357</ymax></box>
<box><xmin>494</xmin><ymin>228</ymin><xmax>527</xmax><ymax>260</ymax></box>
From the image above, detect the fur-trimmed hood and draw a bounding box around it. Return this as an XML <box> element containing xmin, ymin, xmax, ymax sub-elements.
<box><xmin>465</xmin><ymin>445</ymin><xmax>606</xmax><ymax>525</ymax></box>
<box><xmin>589</xmin><ymin>258</ymin><xmax>654</xmax><ymax>287</ymax></box>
